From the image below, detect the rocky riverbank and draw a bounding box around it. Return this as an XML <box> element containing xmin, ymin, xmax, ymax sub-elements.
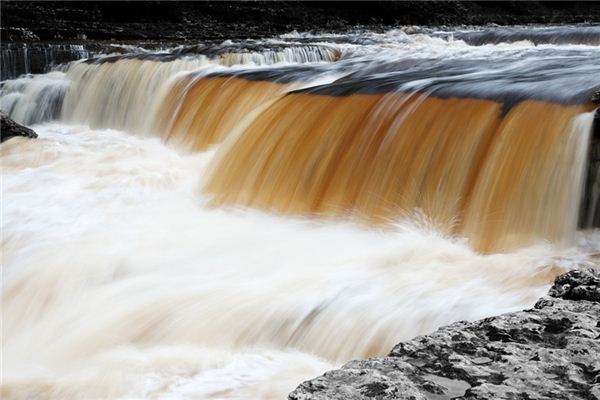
<box><xmin>290</xmin><ymin>268</ymin><xmax>600</xmax><ymax>400</ymax></box>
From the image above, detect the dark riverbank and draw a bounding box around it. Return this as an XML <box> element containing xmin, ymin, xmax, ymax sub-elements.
<box><xmin>2</xmin><ymin>1</ymin><xmax>599</xmax><ymax>42</ymax></box>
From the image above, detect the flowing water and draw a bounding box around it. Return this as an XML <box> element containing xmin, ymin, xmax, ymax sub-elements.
<box><xmin>2</xmin><ymin>26</ymin><xmax>600</xmax><ymax>399</ymax></box>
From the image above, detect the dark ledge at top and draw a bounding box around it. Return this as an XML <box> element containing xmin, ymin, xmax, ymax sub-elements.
<box><xmin>289</xmin><ymin>268</ymin><xmax>600</xmax><ymax>400</ymax></box>
<box><xmin>2</xmin><ymin>1</ymin><xmax>600</xmax><ymax>42</ymax></box>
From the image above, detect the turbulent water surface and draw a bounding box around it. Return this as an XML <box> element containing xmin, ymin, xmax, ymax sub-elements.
<box><xmin>2</xmin><ymin>26</ymin><xmax>600</xmax><ymax>399</ymax></box>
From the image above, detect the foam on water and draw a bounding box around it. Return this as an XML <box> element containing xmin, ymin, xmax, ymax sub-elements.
<box><xmin>2</xmin><ymin>124</ymin><xmax>598</xmax><ymax>399</ymax></box>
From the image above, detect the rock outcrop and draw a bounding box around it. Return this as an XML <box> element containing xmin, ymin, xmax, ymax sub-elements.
<box><xmin>1</xmin><ymin>112</ymin><xmax>38</xmax><ymax>142</ymax></box>
<box><xmin>290</xmin><ymin>268</ymin><xmax>600</xmax><ymax>400</ymax></box>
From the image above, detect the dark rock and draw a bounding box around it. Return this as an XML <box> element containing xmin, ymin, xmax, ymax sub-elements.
<box><xmin>1</xmin><ymin>112</ymin><xmax>38</xmax><ymax>142</ymax></box>
<box><xmin>547</xmin><ymin>268</ymin><xmax>600</xmax><ymax>303</ymax></box>
<box><xmin>290</xmin><ymin>269</ymin><xmax>600</xmax><ymax>400</ymax></box>
<box><xmin>2</xmin><ymin>1</ymin><xmax>600</xmax><ymax>43</ymax></box>
<box><xmin>580</xmin><ymin>110</ymin><xmax>600</xmax><ymax>229</ymax></box>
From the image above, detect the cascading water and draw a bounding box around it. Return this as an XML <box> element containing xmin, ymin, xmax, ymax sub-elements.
<box><xmin>1</xmin><ymin>42</ymin><xmax>342</xmax><ymax>129</ymax></box>
<box><xmin>2</xmin><ymin>27</ymin><xmax>600</xmax><ymax>399</ymax></box>
<box><xmin>0</xmin><ymin>43</ymin><xmax>96</xmax><ymax>81</ymax></box>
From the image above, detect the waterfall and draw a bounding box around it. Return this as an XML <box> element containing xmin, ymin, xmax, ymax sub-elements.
<box><xmin>2</xmin><ymin>39</ymin><xmax>598</xmax><ymax>252</ymax></box>
<box><xmin>2</xmin><ymin>26</ymin><xmax>600</xmax><ymax>400</ymax></box>
<box><xmin>0</xmin><ymin>72</ymin><xmax>70</xmax><ymax>125</ymax></box>
<box><xmin>204</xmin><ymin>90</ymin><xmax>595</xmax><ymax>252</ymax></box>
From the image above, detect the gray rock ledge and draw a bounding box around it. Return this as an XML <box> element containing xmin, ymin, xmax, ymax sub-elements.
<box><xmin>1</xmin><ymin>112</ymin><xmax>37</xmax><ymax>143</ymax></box>
<box><xmin>289</xmin><ymin>269</ymin><xmax>600</xmax><ymax>400</ymax></box>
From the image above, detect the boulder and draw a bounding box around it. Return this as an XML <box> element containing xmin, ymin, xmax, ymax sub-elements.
<box><xmin>1</xmin><ymin>112</ymin><xmax>38</xmax><ymax>142</ymax></box>
<box><xmin>290</xmin><ymin>269</ymin><xmax>600</xmax><ymax>400</ymax></box>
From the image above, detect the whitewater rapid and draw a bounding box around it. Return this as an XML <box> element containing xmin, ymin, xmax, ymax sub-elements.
<box><xmin>2</xmin><ymin>124</ymin><xmax>598</xmax><ymax>399</ymax></box>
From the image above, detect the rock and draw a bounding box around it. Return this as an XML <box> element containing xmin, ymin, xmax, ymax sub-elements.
<box><xmin>595</xmin><ymin>108</ymin><xmax>600</xmax><ymax>139</ymax></box>
<box><xmin>580</xmin><ymin>109</ymin><xmax>600</xmax><ymax>229</ymax></box>
<box><xmin>2</xmin><ymin>2</ymin><xmax>600</xmax><ymax>42</ymax></box>
<box><xmin>548</xmin><ymin>268</ymin><xmax>600</xmax><ymax>302</ymax></box>
<box><xmin>289</xmin><ymin>269</ymin><xmax>600</xmax><ymax>400</ymax></box>
<box><xmin>1</xmin><ymin>112</ymin><xmax>38</xmax><ymax>142</ymax></box>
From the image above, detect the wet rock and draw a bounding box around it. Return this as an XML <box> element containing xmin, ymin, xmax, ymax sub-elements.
<box><xmin>1</xmin><ymin>112</ymin><xmax>38</xmax><ymax>142</ymax></box>
<box><xmin>290</xmin><ymin>269</ymin><xmax>600</xmax><ymax>400</ymax></box>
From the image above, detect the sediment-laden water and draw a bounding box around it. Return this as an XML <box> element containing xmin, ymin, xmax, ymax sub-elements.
<box><xmin>2</xmin><ymin>26</ymin><xmax>599</xmax><ymax>399</ymax></box>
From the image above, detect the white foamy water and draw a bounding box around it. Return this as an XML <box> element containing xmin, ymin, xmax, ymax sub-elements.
<box><xmin>2</xmin><ymin>124</ymin><xmax>598</xmax><ymax>399</ymax></box>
